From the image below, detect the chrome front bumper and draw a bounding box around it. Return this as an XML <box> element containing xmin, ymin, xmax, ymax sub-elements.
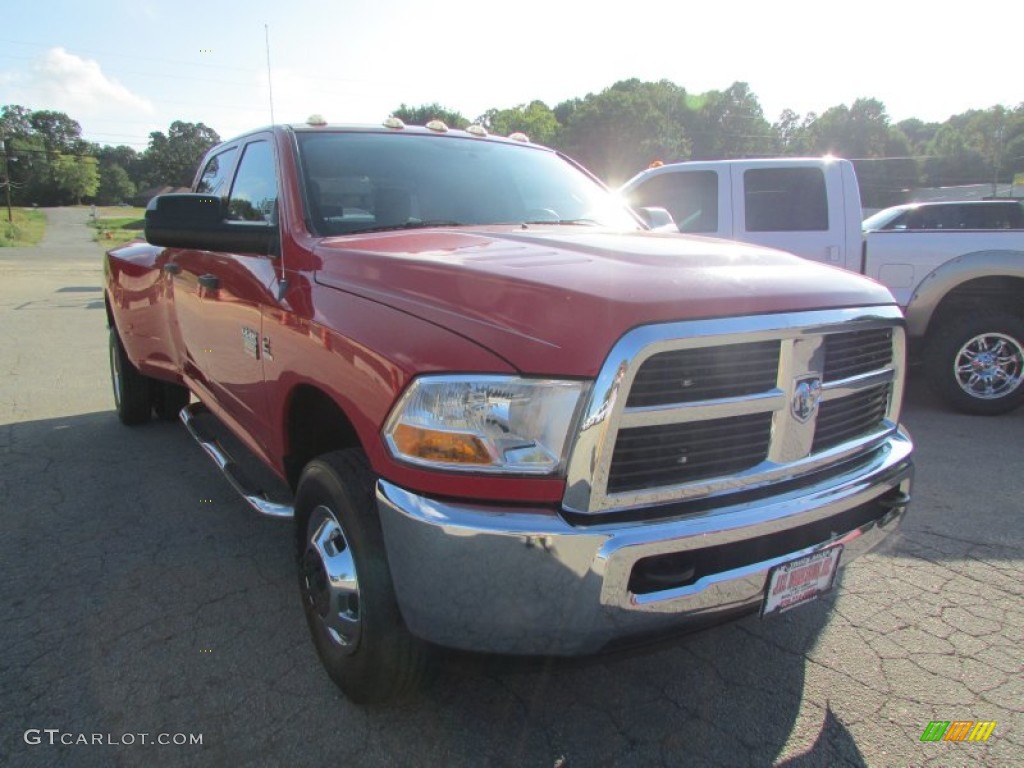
<box><xmin>376</xmin><ymin>428</ymin><xmax>913</xmax><ymax>656</ymax></box>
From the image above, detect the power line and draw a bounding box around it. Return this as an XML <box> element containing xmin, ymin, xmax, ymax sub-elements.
<box><xmin>0</xmin><ymin>38</ymin><xmax>257</xmax><ymax>73</ymax></box>
<box><xmin>0</xmin><ymin>52</ymin><xmax>264</xmax><ymax>90</ymax></box>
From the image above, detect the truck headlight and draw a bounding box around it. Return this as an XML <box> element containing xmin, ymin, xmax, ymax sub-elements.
<box><xmin>383</xmin><ymin>376</ymin><xmax>588</xmax><ymax>474</ymax></box>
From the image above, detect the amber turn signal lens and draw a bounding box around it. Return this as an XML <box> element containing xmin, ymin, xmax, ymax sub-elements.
<box><xmin>391</xmin><ymin>424</ymin><xmax>493</xmax><ymax>465</ymax></box>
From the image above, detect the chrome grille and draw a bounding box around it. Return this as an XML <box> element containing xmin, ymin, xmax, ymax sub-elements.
<box><xmin>608</xmin><ymin>413</ymin><xmax>773</xmax><ymax>493</ymax></box>
<box><xmin>823</xmin><ymin>328</ymin><xmax>893</xmax><ymax>382</ymax></box>
<box><xmin>812</xmin><ymin>383</ymin><xmax>892</xmax><ymax>453</ymax></box>
<box><xmin>563</xmin><ymin>308</ymin><xmax>906</xmax><ymax>515</ymax></box>
<box><xmin>627</xmin><ymin>341</ymin><xmax>780</xmax><ymax>406</ymax></box>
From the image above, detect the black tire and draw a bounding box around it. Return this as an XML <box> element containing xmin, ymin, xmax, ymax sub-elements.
<box><xmin>153</xmin><ymin>381</ymin><xmax>190</xmax><ymax>421</ymax></box>
<box><xmin>925</xmin><ymin>312</ymin><xmax>1024</xmax><ymax>415</ymax></box>
<box><xmin>295</xmin><ymin>448</ymin><xmax>430</xmax><ymax>704</ymax></box>
<box><xmin>108</xmin><ymin>326</ymin><xmax>154</xmax><ymax>425</ymax></box>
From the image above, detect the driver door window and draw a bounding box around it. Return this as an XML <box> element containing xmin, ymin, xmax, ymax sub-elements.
<box><xmin>228</xmin><ymin>141</ymin><xmax>278</xmax><ymax>222</ymax></box>
<box><xmin>196</xmin><ymin>147</ymin><xmax>237</xmax><ymax>196</ymax></box>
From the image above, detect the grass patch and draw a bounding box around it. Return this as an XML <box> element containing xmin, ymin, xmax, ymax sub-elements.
<box><xmin>90</xmin><ymin>206</ymin><xmax>147</xmax><ymax>246</ymax></box>
<box><xmin>0</xmin><ymin>209</ymin><xmax>47</xmax><ymax>247</ymax></box>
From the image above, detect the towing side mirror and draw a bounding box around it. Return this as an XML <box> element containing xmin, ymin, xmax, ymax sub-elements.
<box><xmin>635</xmin><ymin>206</ymin><xmax>678</xmax><ymax>233</ymax></box>
<box><xmin>145</xmin><ymin>193</ymin><xmax>278</xmax><ymax>255</ymax></box>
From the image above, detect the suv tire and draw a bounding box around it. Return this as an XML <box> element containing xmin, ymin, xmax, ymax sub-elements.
<box><xmin>925</xmin><ymin>312</ymin><xmax>1024</xmax><ymax>415</ymax></box>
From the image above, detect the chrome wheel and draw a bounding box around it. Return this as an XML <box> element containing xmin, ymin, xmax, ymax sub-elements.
<box><xmin>953</xmin><ymin>332</ymin><xmax>1024</xmax><ymax>400</ymax></box>
<box><xmin>301</xmin><ymin>504</ymin><xmax>361</xmax><ymax>652</ymax></box>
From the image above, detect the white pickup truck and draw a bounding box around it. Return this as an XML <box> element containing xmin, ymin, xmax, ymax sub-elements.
<box><xmin>622</xmin><ymin>158</ymin><xmax>1024</xmax><ymax>415</ymax></box>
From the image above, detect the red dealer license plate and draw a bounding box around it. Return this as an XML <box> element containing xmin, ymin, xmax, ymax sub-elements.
<box><xmin>761</xmin><ymin>545</ymin><xmax>843</xmax><ymax>617</ymax></box>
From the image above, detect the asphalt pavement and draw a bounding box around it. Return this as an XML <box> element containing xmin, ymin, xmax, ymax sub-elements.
<box><xmin>0</xmin><ymin>209</ymin><xmax>1020</xmax><ymax>767</ymax></box>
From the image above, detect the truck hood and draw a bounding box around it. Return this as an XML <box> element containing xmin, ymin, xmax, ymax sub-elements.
<box><xmin>313</xmin><ymin>226</ymin><xmax>896</xmax><ymax>376</ymax></box>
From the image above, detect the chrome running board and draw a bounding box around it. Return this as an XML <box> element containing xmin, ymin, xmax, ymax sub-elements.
<box><xmin>180</xmin><ymin>403</ymin><xmax>294</xmax><ymax>519</ymax></box>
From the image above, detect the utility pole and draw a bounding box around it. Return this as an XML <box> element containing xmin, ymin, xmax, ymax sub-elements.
<box><xmin>0</xmin><ymin>131</ymin><xmax>13</xmax><ymax>224</ymax></box>
<box><xmin>992</xmin><ymin>125</ymin><xmax>1004</xmax><ymax>198</ymax></box>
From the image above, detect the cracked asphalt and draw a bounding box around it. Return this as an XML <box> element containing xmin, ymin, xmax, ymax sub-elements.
<box><xmin>1</xmin><ymin>208</ymin><xmax>1021</xmax><ymax>767</ymax></box>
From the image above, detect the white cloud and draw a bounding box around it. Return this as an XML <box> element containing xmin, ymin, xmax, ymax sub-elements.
<box><xmin>5</xmin><ymin>47</ymin><xmax>155</xmax><ymax>119</ymax></box>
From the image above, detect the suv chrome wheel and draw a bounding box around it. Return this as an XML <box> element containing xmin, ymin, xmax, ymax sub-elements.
<box><xmin>927</xmin><ymin>312</ymin><xmax>1024</xmax><ymax>415</ymax></box>
<box><xmin>954</xmin><ymin>332</ymin><xmax>1024</xmax><ymax>400</ymax></box>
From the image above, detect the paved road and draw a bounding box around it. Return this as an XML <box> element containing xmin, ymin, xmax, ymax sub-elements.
<box><xmin>1</xmin><ymin>209</ymin><xmax>1021</xmax><ymax>767</ymax></box>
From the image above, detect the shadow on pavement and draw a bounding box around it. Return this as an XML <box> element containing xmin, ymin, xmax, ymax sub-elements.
<box><xmin>0</xmin><ymin>411</ymin><xmax>883</xmax><ymax>767</ymax></box>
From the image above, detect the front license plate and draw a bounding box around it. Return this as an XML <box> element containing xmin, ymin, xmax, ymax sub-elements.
<box><xmin>761</xmin><ymin>545</ymin><xmax>843</xmax><ymax>617</ymax></box>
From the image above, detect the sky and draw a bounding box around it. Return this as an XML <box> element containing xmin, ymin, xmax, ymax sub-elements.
<box><xmin>1</xmin><ymin>0</ymin><xmax>1020</xmax><ymax>150</ymax></box>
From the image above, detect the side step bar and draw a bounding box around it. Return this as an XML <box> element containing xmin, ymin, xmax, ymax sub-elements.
<box><xmin>180</xmin><ymin>403</ymin><xmax>294</xmax><ymax>519</ymax></box>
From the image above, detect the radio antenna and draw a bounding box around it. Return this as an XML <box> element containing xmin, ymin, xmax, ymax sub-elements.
<box><xmin>265</xmin><ymin>24</ymin><xmax>276</xmax><ymax>125</ymax></box>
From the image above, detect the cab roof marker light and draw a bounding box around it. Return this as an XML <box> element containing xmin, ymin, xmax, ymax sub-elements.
<box><xmin>383</xmin><ymin>116</ymin><xmax>406</xmax><ymax>129</ymax></box>
<box><xmin>307</xmin><ymin>114</ymin><xmax>327</xmax><ymax>127</ymax></box>
<box><xmin>465</xmin><ymin>124</ymin><xmax>488</xmax><ymax>137</ymax></box>
<box><xmin>425</xmin><ymin>120</ymin><xmax>449</xmax><ymax>133</ymax></box>
<box><xmin>507</xmin><ymin>132</ymin><xmax>529</xmax><ymax>143</ymax></box>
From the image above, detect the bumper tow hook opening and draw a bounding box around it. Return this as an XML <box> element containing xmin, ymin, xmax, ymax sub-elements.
<box><xmin>878</xmin><ymin>490</ymin><xmax>911</xmax><ymax>526</ymax></box>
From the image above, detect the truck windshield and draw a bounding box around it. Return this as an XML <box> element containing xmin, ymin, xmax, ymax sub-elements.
<box><xmin>297</xmin><ymin>131</ymin><xmax>641</xmax><ymax>236</ymax></box>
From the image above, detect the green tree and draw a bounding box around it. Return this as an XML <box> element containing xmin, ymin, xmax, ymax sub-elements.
<box><xmin>923</xmin><ymin>119</ymin><xmax>988</xmax><ymax>186</ymax></box>
<box><xmin>98</xmin><ymin>144</ymin><xmax>143</xmax><ymax>188</ymax></box>
<box><xmin>478</xmin><ymin>100</ymin><xmax>561</xmax><ymax>145</ymax></box>
<box><xmin>390</xmin><ymin>103</ymin><xmax>470</xmax><ymax>129</ymax></box>
<box><xmin>1002</xmin><ymin>104</ymin><xmax>1024</xmax><ymax>183</ymax></box>
<box><xmin>1</xmin><ymin>105</ymin><xmax>33</xmax><ymax>139</ymax></box>
<box><xmin>2</xmin><ymin>106</ymin><xmax>92</xmax><ymax>205</ymax></box>
<box><xmin>29</xmin><ymin>109</ymin><xmax>87</xmax><ymax>154</ymax></box>
<box><xmin>557</xmin><ymin>79</ymin><xmax>692</xmax><ymax>184</ymax></box>
<box><xmin>895</xmin><ymin>118</ymin><xmax>939</xmax><ymax>157</ymax></box>
<box><xmin>97</xmin><ymin>164</ymin><xmax>136</xmax><ymax>204</ymax></box>
<box><xmin>804</xmin><ymin>98</ymin><xmax>892</xmax><ymax>158</ymax></box>
<box><xmin>690</xmin><ymin>82</ymin><xmax>776</xmax><ymax>159</ymax></box>
<box><xmin>774</xmin><ymin>109</ymin><xmax>806</xmax><ymax>155</ymax></box>
<box><xmin>796</xmin><ymin>98</ymin><xmax>922</xmax><ymax>207</ymax></box>
<box><xmin>919</xmin><ymin>105</ymin><xmax>1024</xmax><ymax>188</ymax></box>
<box><xmin>52</xmin><ymin>153</ymin><xmax>99</xmax><ymax>204</ymax></box>
<box><xmin>142</xmin><ymin>120</ymin><xmax>220</xmax><ymax>188</ymax></box>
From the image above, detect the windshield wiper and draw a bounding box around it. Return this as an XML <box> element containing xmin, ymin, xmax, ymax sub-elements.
<box><xmin>522</xmin><ymin>218</ymin><xmax>603</xmax><ymax>226</ymax></box>
<box><xmin>348</xmin><ymin>219</ymin><xmax>465</xmax><ymax>235</ymax></box>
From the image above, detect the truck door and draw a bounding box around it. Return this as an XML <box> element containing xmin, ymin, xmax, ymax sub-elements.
<box><xmin>170</xmin><ymin>137</ymin><xmax>279</xmax><ymax>444</ymax></box>
<box><xmin>731</xmin><ymin>163</ymin><xmax>846</xmax><ymax>264</ymax></box>
<box><xmin>166</xmin><ymin>143</ymin><xmax>238</xmax><ymax>395</ymax></box>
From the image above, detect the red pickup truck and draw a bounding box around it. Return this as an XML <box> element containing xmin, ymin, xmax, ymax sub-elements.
<box><xmin>105</xmin><ymin>119</ymin><xmax>914</xmax><ymax>703</ymax></box>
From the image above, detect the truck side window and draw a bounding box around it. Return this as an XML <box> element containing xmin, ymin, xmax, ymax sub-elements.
<box><xmin>968</xmin><ymin>203</ymin><xmax>1022</xmax><ymax>229</ymax></box>
<box><xmin>744</xmin><ymin>168</ymin><xmax>828</xmax><ymax>232</ymax></box>
<box><xmin>227</xmin><ymin>141</ymin><xmax>278</xmax><ymax>222</ymax></box>
<box><xmin>195</xmin><ymin>147</ymin><xmax>238</xmax><ymax>196</ymax></box>
<box><xmin>628</xmin><ymin>171</ymin><xmax>718</xmax><ymax>233</ymax></box>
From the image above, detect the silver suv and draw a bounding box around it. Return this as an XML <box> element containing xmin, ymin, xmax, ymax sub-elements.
<box><xmin>863</xmin><ymin>200</ymin><xmax>1024</xmax><ymax>231</ymax></box>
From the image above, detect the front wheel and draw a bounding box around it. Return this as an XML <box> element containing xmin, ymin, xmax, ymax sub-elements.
<box><xmin>295</xmin><ymin>449</ymin><xmax>429</xmax><ymax>704</ymax></box>
<box><xmin>925</xmin><ymin>312</ymin><xmax>1024</xmax><ymax>415</ymax></box>
<box><xmin>109</xmin><ymin>326</ymin><xmax>154</xmax><ymax>425</ymax></box>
